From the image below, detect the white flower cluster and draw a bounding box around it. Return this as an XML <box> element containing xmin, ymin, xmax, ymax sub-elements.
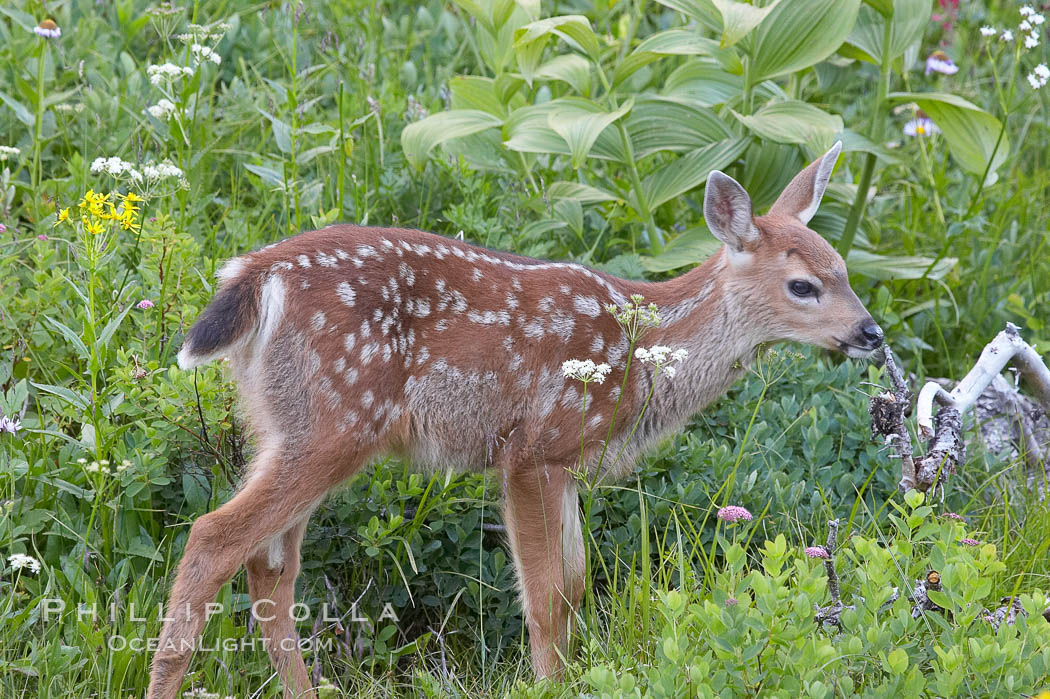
<box><xmin>989</xmin><ymin>6</ymin><xmax>1044</xmax><ymax>49</ymax></box>
<box><xmin>148</xmin><ymin>62</ymin><xmax>194</xmax><ymax>86</ymax></box>
<box><xmin>0</xmin><ymin>145</ymin><xmax>20</xmax><ymax>159</ymax></box>
<box><xmin>142</xmin><ymin>160</ymin><xmax>184</xmax><ymax>180</ymax></box>
<box><xmin>562</xmin><ymin>359</ymin><xmax>612</xmax><ymax>384</ymax></box>
<box><xmin>634</xmin><ymin>346</ymin><xmax>688</xmax><ymax>378</ymax></box>
<box><xmin>147</xmin><ymin>99</ymin><xmax>177</xmax><ymax>120</ymax></box>
<box><xmin>7</xmin><ymin>553</ymin><xmax>41</xmax><ymax>574</ymax></box>
<box><xmin>190</xmin><ymin>44</ymin><xmax>222</xmax><ymax>65</ymax></box>
<box><xmin>1029</xmin><ymin>63</ymin><xmax>1050</xmax><ymax>89</ymax></box>
<box><xmin>91</xmin><ymin>156</ymin><xmax>142</xmax><ymax>181</ymax></box>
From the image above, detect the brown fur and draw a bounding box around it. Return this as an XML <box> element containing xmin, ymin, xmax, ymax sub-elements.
<box><xmin>149</xmin><ymin>145</ymin><xmax>879</xmax><ymax>697</ymax></box>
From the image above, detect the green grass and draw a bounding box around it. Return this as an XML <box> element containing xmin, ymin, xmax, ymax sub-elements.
<box><xmin>2</xmin><ymin>0</ymin><xmax>1050</xmax><ymax>696</ymax></box>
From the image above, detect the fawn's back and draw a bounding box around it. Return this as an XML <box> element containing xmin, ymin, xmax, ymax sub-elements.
<box><xmin>179</xmin><ymin>225</ymin><xmax>661</xmax><ymax>477</ymax></box>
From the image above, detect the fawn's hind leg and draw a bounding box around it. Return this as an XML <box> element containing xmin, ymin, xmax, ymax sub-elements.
<box><xmin>502</xmin><ymin>457</ymin><xmax>585</xmax><ymax>678</ymax></box>
<box><xmin>245</xmin><ymin>516</ymin><xmax>314</xmax><ymax>698</ymax></box>
<box><xmin>147</xmin><ymin>447</ymin><xmax>357</xmax><ymax>699</ymax></box>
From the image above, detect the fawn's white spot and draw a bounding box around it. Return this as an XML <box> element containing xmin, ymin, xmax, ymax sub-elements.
<box><xmin>270</xmin><ymin>261</ymin><xmax>294</xmax><ymax>272</ymax></box>
<box><xmin>549</xmin><ymin>311</ymin><xmax>575</xmax><ymax>342</ymax></box>
<box><xmin>360</xmin><ymin>342</ymin><xmax>380</xmax><ymax>365</ymax></box>
<box><xmin>590</xmin><ymin>336</ymin><xmax>605</xmax><ymax>353</ymax></box>
<box><xmin>472</xmin><ymin>268</ymin><xmax>483</xmax><ymax>282</ymax></box>
<box><xmin>573</xmin><ymin>295</ymin><xmax>602</xmax><ymax>318</ymax></box>
<box><xmin>344</xmin><ymin>333</ymin><xmax>356</xmax><ymax>353</ymax></box>
<box><xmin>399</xmin><ymin>262</ymin><xmax>416</xmax><ymax>286</ymax></box>
<box><xmin>524</xmin><ymin>319</ymin><xmax>545</xmax><ymax>338</ymax></box>
<box><xmin>297</xmin><ymin>254</ymin><xmax>311</xmax><ymax>268</ymax></box>
<box><xmin>310</xmin><ymin>311</ymin><xmax>326</xmax><ymax>332</ymax></box>
<box><xmin>343</xmin><ymin>367</ymin><xmax>359</xmax><ymax>386</ymax></box>
<box><xmin>334</xmin><ymin>357</ymin><xmax>345</xmax><ymax>373</ymax></box>
<box><xmin>336</xmin><ymin>281</ymin><xmax>356</xmax><ymax>307</ymax></box>
<box><xmin>538</xmin><ymin>296</ymin><xmax>556</xmax><ymax>313</ymax></box>
<box><xmin>362</xmin><ymin>390</ymin><xmax>374</xmax><ymax>408</ymax></box>
<box><xmin>361</xmin><ymin>320</ymin><xmax>372</xmax><ymax>337</ymax></box>
<box><xmin>316</xmin><ymin>251</ymin><xmax>338</xmax><ymax>267</ymax></box>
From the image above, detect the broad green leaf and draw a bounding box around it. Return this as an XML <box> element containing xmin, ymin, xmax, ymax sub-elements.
<box><xmin>652</xmin><ymin>0</ymin><xmax>722</xmax><ymax>32</ymax></box>
<box><xmin>712</xmin><ymin>0</ymin><xmax>782</xmax><ymax>48</ymax></box>
<box><xmin>615</xmin><ymin>30</ymin><xmax>732</xmax><ymax>87</ymax></box>
<box><xmin>243</xmin><ymin>163</ymin><xmax>283</xmax><ymax>187</ymax></box>
<box><xmin>634</xmin><ymin>29</ymin><xmax>726</xmax><ymax>56</ymax></box>
<box><xmin>888</xmin><ymin>92</ymin><xmax>1007</xmax><ymax>183</ymax></box>
<box><xmin>514</xmin><ymin>15</ymin><xmax>600</xmax><ymax>60</ymax></box>
<box><xmin>740</xmin><ymin>142</ymin><xmax>804</xmax><ymax>210</ymax></box>
<box><xmin>847</xmin><ymin>0</ymin><xmax>931</xmax><ymax>65</ymax></box>
<box><xmin>845</xmin><ymin>250</ymin><xmax>957</xmax><ymax>280</ymax></box>
<box><xmin>257</xmin><ymin>108</ymin><xmax>292</xmax><ymax>155</ymax></box>
<box><xmin>0</xmin><ymin>89</ymin><xmax>33</xmax><ymax>127</ymax></box>
<box><xmin>402</xmin><ymin>109</ymin><xmax>504</xmax><ymax>170</ymax></box>
<box><xmin>41</xmin><ymin>316</ymin><xmax>90</xmax><ymax>360</ymax></box>
<box><xmin>96</xmin><ymin>302</ymin><xmax>136</xmax><ymax>350</ymax></box>
<box><xmin>626</xmin><ymin>98</ymin><xmax>732</xmax><ymax>157</ymax></box>
<box><xmin>513</xmin><ymin>0</ymin><xmax>540</xmax><ymax>21</ymax></box>
<box><xmin>547</xmin><ymin>181</ymin><xmax>620</xmax><ymax>204</ymax></box>
<box><xmin>663</xmin><ymin>60</ymin><xmax>744</xmax><ymax>107</ymax></box>
<box><xmin>733</xmin><ymin>100</ymin><xmax>843</xmax><ymax>145</ymax></box>
<box><xmin>549</xmin><ymin>99</ymin><xmax>633</xmax><ymax>168</ymax></box>
<box><xmin>504</xmin><ymin>99</ymin><xmax>625</xmax><ymax>161</ymax></box>
<box><xmin>641</xmin><ymin>225</ymin><xmax>722</xmax><ymax>272</ymax></box>
<box><xmin>750</xmin><ymin>0</ymin><xmax>861</xmax><ymax>83</ymax></box>
<box><xmin>535</xmin><ymin>54</ymin><xmax>592</xmax><ymax>96</ymax></box>
<box><xmin>31</xmin><ymin>382</ymin><xmax>90</xmax><ymax>412</ymax></box>
<box><xmin>863</xmin><ymin>0</ymin><xmax>893</xmax><ymax>17</ymax></box>
<box><xmin>636</xmin><ymin>137</ymin><xmax>750</xmax><ymax>210</ymax></box>
<box><xmin>450</xmin><ymin>76</ymin><xmax>506</xmax><ymax>117</ymax></box>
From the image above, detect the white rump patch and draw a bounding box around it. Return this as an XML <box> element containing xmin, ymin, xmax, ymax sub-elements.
<box><xmin>257</xmin><ymin>276</ymin><xmax>287</xmax><ymax>349</ymax></box>
<box><xmin>216</xmin><ymin>258</ymin><xmax>247</xmax><ymax>283</ymax></box>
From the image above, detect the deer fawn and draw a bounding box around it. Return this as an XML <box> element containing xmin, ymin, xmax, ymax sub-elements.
<box><xmin>149</xmin><ymin>142</ymin><xmax>881</xmax><ymax>697</ymax></box>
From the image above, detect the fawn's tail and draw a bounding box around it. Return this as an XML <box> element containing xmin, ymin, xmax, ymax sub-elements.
<box><xmin>176</xmin><ymin>259</ymin><xmax>264</xmax><ymax>369</ymax></box>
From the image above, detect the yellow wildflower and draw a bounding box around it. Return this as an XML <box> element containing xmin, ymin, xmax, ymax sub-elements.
<box><xmin>54</xmin><ymin>207</ymin><xmax>70</xmax><ymax>226</ymax></box>
<box><xmin>122</xmin><ymin>191</ymin><xmax>144</xmax><ymax>204</ymax></box>
<box><xmin>85</xmin><ymin>219</ymin><xmax>105</xmax><ymax>236</ymax></box>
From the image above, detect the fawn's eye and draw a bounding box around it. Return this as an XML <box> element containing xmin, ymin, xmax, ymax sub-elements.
<box><xmin>789</xmin><ymin>280</ymin><xmax>816</xmax><ymax>298</ymax></box>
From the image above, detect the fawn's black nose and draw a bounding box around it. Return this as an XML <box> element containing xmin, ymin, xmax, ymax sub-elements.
<box><xmin>860</xmin><ymin>321</ymin><xmax>884</xmax><ymax>347</ymax></box>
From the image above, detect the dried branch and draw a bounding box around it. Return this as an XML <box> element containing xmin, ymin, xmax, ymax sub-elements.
<box><xmin>916</xmin><ymin>323</ymin><xmax>1050</xmax><ymax>439</ymax></box>
<box><xmin>875</xmin><ymin>323</ymin><xmax>1050</xmax><ymax>493</ymax></box>
<box><xmin>870</xmin><ymin>345</ymin><xmax>916</xmax><ymax>491</ymax></box>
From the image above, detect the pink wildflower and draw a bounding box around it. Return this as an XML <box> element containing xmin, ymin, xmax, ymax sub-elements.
<box><xmin>959</xmin><ymin>538</ymin><xmax>980</xmax><ymax>546</ymax></box>
<box><xmin>725</xmin><ymin>597</ymin><xmax>738</xmax><ymax>607</ymax></box>
<box><xmin>943</xmin><ymin>512</ymin><xmax>965</xmax><ymax>521</ymax></box>
<box><xmin>717</xmin><ymin>506</ymin><xmax>752</xmax><ymax>523</ymax></box>
<box><xmin>36</xmin><ymin>234</ymin><xmax>48</xmax><ymax>241</ymax></box>
<box><xmin>136</xmin><ymin>299</ymin><xmax>155</xmax><ymax>309</ymax></box>
<box><xmin>805</xmin><ymin>546</ymin><xmax>830</xmax><ymax>559</ymax></box>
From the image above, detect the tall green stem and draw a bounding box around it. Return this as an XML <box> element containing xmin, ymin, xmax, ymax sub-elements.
<box><xmin>838</xmin><ymin>16</ymin><xmax>893</xmax><ymax>256</ymax></box>
<box><xmin>31</xmin><ymin>42</ymin><xmax>47</xmax><ymax>224</ymax></box>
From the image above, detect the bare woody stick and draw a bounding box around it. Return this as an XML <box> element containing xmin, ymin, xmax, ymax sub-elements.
<box><xmin>913</xmin><ymin>323</ymin><xmax>1050</xmax><ymax>490</ymax></box>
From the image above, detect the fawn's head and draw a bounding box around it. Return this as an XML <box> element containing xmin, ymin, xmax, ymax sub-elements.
<box><xmin>703</xmin><ymin>142</ymin><xmax>882</xmax><ymax>358</ymax></box>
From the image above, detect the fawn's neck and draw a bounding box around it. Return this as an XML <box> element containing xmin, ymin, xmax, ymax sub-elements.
<box><xmin>628</xmin><ymin>248</ymin><xmax>763</xmax><ymax>431</ymax></box>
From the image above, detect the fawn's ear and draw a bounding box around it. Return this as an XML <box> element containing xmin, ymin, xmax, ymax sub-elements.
<box><xmin>767</xmin><ymin>141</ymin><xmax>842</xmax><ymax>225</ymax></box>
<box><xmin>704</xmin><ymin>171</ymin><xmax>759</xmax><ymax>251</ymax></box>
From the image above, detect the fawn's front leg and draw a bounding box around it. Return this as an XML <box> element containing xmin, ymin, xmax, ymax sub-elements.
<box><xmin>502</xmin><ymin>458</ymin><xmax>585</xmax><ymax>678</ymax></box>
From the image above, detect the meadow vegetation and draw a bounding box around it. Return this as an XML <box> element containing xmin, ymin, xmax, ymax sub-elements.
<box><xmin>2</xmin><ymin>0</ymin><xmax>1050</xmax><ymax>695</ymax></box>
